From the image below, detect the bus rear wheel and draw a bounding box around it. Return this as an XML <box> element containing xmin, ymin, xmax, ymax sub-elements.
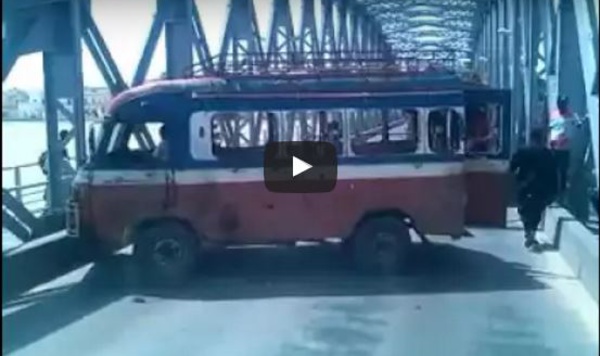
<box><xmin>132</xmin><ymin>221</ymin><xmax>199</xmax><ymax>288</ymax></box>
<box><xmin>351</xmin><ymin>217</ymin><xmax>411</xmax><ymax>275</ymax></box>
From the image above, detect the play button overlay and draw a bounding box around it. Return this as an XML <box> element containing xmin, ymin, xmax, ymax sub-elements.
<box><xmin>292</xmin><ymin>156</ymin><xmax>312</xmax><ymax>177</ymax></box>
<box><xmin>264</xmin><ymin>141</ymin><xmax>337</xmax><ymax>193</ymax></box>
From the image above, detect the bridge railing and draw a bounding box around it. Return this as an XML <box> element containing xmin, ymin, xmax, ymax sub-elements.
<box><xmin>2</xmin><ymin>159</ymin><xmax>77</xmax><ymax>217</ymax></box>
<box><xmin>2</xmin><ymin>162</ymin><xmax>47</xmax><ymax>216</ymax></box>
<box><xmin>188</xmin><ymin>50</ymin><xmax>472</xmax><ymax>77</ymax></box>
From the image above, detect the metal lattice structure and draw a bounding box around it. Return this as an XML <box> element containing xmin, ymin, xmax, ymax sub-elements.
<box><xmin>359</xmin><ymin>0</ymin><xmax>480</xmax><ymax>58</ymax></box>
<box><xmin>2</xmin><ymin>0</ymin><xmax>599</xmax><ymax>238</ymax></box>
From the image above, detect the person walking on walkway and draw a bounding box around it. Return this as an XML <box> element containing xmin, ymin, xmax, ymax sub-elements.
<box><xmin>510</xmin><ymin>128</ymin><xmax>559</xmax><ymax>251</ymax></box>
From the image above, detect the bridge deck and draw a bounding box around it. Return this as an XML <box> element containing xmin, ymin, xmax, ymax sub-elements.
<box><xmin>2</xmin><ymin>226</ymin><xmax>598</xmax><ymax>356</ymax></box>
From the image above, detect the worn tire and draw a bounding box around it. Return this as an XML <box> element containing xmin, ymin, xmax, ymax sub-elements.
<box><xmin>132</xmin><ymin>221</ymin><xmax>199</xmax><ymax>288</ymax></box>
<box><xmin>351</xmin><ymin>217</ymin><xmax>411</xmax><ymax>275</ymax></box>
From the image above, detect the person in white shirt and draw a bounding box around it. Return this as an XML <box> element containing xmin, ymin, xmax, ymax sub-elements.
<box><xmin>548</xmin><ymin>95</ymin><xmax>584</xmax><ymax>196</ymax></box>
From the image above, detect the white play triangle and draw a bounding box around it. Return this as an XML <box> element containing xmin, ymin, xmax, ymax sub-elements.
<box><xmin>292</xmin><ymin>156</ymin><xmax>312</xmax><ymax>177</ymax></box>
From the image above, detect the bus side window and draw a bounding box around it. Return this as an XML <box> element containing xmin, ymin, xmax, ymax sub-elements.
<box><xmin>428</xmin><ymin>108</ymin><xmax>464</xmax><ymax>154</ymax></box>
<box><xmin>210</xmin><ymin>111</ymin><xmax>273</xmax><ymax>159</ymax></box>
<box><xmin>211</xmin><ymin>111</ymin><xmax>271</xmax><ymax>149</ymax></box>
<box><xmin>351</xmin><ymin>108</ymin><xmax>419</xmax><ymax>156</ymax></box>
<box><xmin>319</xmin><ymin>111</ymin><xmax>343</xmax><ymax>155</ymax></box>
<box><xmin>465</xmin><ymin>104</ymin><xmax>500</xmax><ymax>154</ymax></box>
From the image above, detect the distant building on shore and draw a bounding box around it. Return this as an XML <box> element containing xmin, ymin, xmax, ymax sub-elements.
<box><xmin>2</xmin><ymin>87</ymin><xmax>111</xmax><ymax>121</ymax></box>
<box><xmin>2</xmin><ymin>88</ymin><xmax>37</xmax><ymax>120</ymax></box>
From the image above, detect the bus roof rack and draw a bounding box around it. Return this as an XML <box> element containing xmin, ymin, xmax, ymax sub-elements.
<box><xmin>183</xmin><ymin>50</ymin><xmax>472</xmax><ymax>79</ymax></box>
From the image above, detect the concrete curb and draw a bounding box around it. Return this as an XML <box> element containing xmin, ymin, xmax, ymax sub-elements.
<box><xmin>543</xmin><ymin>207</ymin><xmax>599</xmax><ymax>303</ymax></box>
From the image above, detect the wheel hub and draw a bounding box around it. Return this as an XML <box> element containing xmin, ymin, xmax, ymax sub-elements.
<box><xmin>374</xmin><ymin>232</ymin><xmax>398</xmax><ymax>271</ymax></box>
<box><xmin>153</xmin><ymin>238</ymin><xmax>183</xmax><ymax>266</ymax></box>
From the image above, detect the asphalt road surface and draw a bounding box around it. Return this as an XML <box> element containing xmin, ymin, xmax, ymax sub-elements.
<box><xmin>3</xmin><ymin>228</ymin><xmax>598</xmax><ymax>356</ymax></box>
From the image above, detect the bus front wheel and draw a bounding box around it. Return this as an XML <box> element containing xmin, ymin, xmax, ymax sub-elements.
<box><xmin>132</xmin><ymin>221</ymin><xmax>199</xmax><ymax>288</ymax></box>
<box><xmin>351</xmin><ymin>217</ymin><xmax>411</xmax><ymax>275</ymax></box>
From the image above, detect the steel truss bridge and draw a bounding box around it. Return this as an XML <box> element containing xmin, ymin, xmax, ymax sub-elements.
<box><xmin>2</xmin><ymin>0</ymin><xmax>598</xmax><ymax>240</ymax></box>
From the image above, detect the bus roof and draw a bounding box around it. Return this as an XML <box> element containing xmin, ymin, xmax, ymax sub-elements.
<box><xmin>107</xmin><ymin>76</ymin><xmax>226</xmax><ymax>115</ymax></box>
<box><xmin>106</xmin><ymin>71</ymin><xmax>486</xmax><ymax>116</ymax></box>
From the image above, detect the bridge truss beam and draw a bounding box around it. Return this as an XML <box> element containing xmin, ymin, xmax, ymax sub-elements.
<box><xmin>474</xmin><ymin>0</ymin><xmax>598</xmax><ymax>221</ymax></box>
<box><xmin>3</xmin><ymin>0</ymin><xmax>486</xmax><ymax>226</ymax></box>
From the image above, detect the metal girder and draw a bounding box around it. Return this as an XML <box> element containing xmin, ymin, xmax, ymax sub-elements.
<box><xmin>386</xmin><ymin>29</ymin><xmax>472</xmax><ymax>41</ymax></box>
<box><xmin>161</xmin><ymin>0</ymin><xmax>193</xmax><ymax>79</ymax></box>
<box><xmin>133</xmin><ymin>0</ymin><xmax>211</xmax><ymax>80</ymax></box>
<box><xmin>361</xmin><ymin>0</ymin><xmax>477</xmax><ymax>11</ymax></box>
<box><xmin>266</xmin><ymin>0</ymin><xmax>296</xmax><ymax>67</ymax></box>
<box><xmin>472</xmin><ymin>0</ymin><xmax>597</xmax><ymax>219</ymax></box>
<box><xmin>81</xmin><ymin>2</ymin><xmax>127</xmax><ymax>93</ymax></box>
<box><xmin>337</xmin><ymin>0</ymin><xmax>351</xmax><ymax>57</ymax></box>
<box><xmin>191</xmin><ymin>3</ymin><xmax>213</xmax><ymax>72</ymax></box>
<box><xmin>355</xmin><ymin>0</ymin><xmax>481</xmax><ymax>56</ymax></box>
<box><xmin>218</xmin><ymin>0</ymin><xmax>264</xmax><ymax>72</ymax></box>
<box><xmin>571</xmin><ymin>0</ymin><xmax>599</xmax><ymax>193</ymax></box>
<box><xmin>554</xmin><ymin>0</ymin><xmax>595</xmax><ymax>219</ymax></box>
<box><xmin>3</xmin><ymin>0</ymin><xmax>66</xmax><ymax>11</ymax></box>
<box><xmin>321</xmin><ymin>0</ymin><xmax>337</xmax><ymax>59</ymax></box>
<box><xmin>298</xmin><ymin>0</ymin><xmax>319</xmax><ymax>60</ymax></box>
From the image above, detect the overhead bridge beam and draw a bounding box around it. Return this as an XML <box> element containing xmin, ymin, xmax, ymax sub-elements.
<box><xmin>3</xmin><ymin>0</ymin><xmax>68</xmax><ymax>11</ymax></box>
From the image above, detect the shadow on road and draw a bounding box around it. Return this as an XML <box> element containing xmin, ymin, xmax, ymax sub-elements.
<box><xmin>2</xmin><ymin>255</ymin><xmax>126</xmax><ymax>355</ymax></box>
<box><xmin>2</xmin><ymin>241</ymin><xmax>548</xmax><ymax>354</ymax></box>
<box><xmin>151</xmin><ymin>242</ymin><xmax>549</xmax><ymax>300</ymax></box>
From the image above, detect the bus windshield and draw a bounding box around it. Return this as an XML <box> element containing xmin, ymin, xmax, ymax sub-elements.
<box><xmin>92</xmin><ymin>119</ymin><xmax>167</xmax><ymax>168</ymax></box>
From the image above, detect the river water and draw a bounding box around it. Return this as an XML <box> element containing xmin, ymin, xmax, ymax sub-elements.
<box><xmin>2</xmin><ymin>121</ymin><xmax>79</xmax><ymax>182</ymax></box>
<box><xmin>3</xmin><ymin>121</ymin><xmax>80</xmax><ymax>249</ymax></box>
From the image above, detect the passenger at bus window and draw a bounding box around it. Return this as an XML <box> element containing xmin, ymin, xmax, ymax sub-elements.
<box><xmin>326</xmin><ymin>120</ymin><xmax>343</xmax><ymax>154</ymax></box>
<box><xmin>266</xmin><ymin>112</ymin><xmax>279</xmax><ymax>142</ymax></box>
<box><xmin>466</xmin><ymin>106</ymin><xmax>495</xmax><ymax>153</ymax></box>
<box><xmin>429</xmin><ymin>110</ymin><xmax>447</xmax><ymax>152</ymax></box>
<box><xmin>317</xmin><ymin>111</ymin><xmax>328</xmax><ymax>141</ymax></box>
<box><xmin>153</xmin><ymin>124</ymin><xmax>169</xmax><ymax>161</ymax></box>
<box><xmin>403</xmin><ymin>110</ymin><xmax>419</xmax><ymax>143</ymax></box>
<box><xmin>449</xmin><ymin>112</ymin><xmax>463</xmax><ymax>151</ymax></box>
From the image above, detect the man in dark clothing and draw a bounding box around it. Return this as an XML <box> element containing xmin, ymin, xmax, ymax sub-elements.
<box><xmin>510</xmin><ymin>128</ymin><xmax>559</xmax><ymax>251</ymax></box>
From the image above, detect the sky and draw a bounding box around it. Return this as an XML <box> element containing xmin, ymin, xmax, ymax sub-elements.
<box><xmin>4</xmin><ymin>0</ymin><xmax>326</xmax><ymax>90</ymax></box>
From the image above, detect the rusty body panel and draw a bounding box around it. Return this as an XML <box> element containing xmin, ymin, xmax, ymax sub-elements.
<box><xmin>78</xmin><ymin>173</ymin><xmax>467</xmax><ymax>249</ymax></box>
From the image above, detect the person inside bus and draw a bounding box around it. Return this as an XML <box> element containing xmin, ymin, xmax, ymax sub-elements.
<box><xmin>466</xmin><ymin>105</ymin><xmax>496</xmax><ymax>153</ymax></box>
<box><xmin>510</xmin><ymin>127</ymin><xmax>558</xmax><ymax>252</ymax></box>
<box><xmin>266</xmin><ymin>112</ymin><xmax>279</xmax><ymax>142</ymax></box>
<box><xmin>153</xmin><ymin>124</ymin><xmax>169</xmax><ymax>161</ymax></box>
<box><xmin>326</xmin><ymin>120</ymin><xmax>343</xmax><ymax>154</ymax></box>
<box><xmin>317</xmin><ymin>111</ymin><xmax>343</xmax><ymax>155</ymax></box>
<box><xmin>428</xmin><ymin>110</ymin><xmax>447</xmax><ymax>152</ymax></box>
<box><xmin>317</xmin><ymin>111</ymin><xmax>328</xmax><ymax>142</ymax></box>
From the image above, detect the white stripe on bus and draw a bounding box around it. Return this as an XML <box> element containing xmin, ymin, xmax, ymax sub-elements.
<box><xmin>74</xmin><ymin>160</ymin><xmax>508</xmax><ymax>186</ymax></box>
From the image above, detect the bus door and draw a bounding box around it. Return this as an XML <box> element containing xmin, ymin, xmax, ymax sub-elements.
<box><xmin>87</xmin><ymin>120</ymin><xmax>173</xmax><ymax>244</ymax></box>
<box><xmin>463</xmin><ymin>89</ymin><xmax>511</xmax><ymax>227</ymax></box>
